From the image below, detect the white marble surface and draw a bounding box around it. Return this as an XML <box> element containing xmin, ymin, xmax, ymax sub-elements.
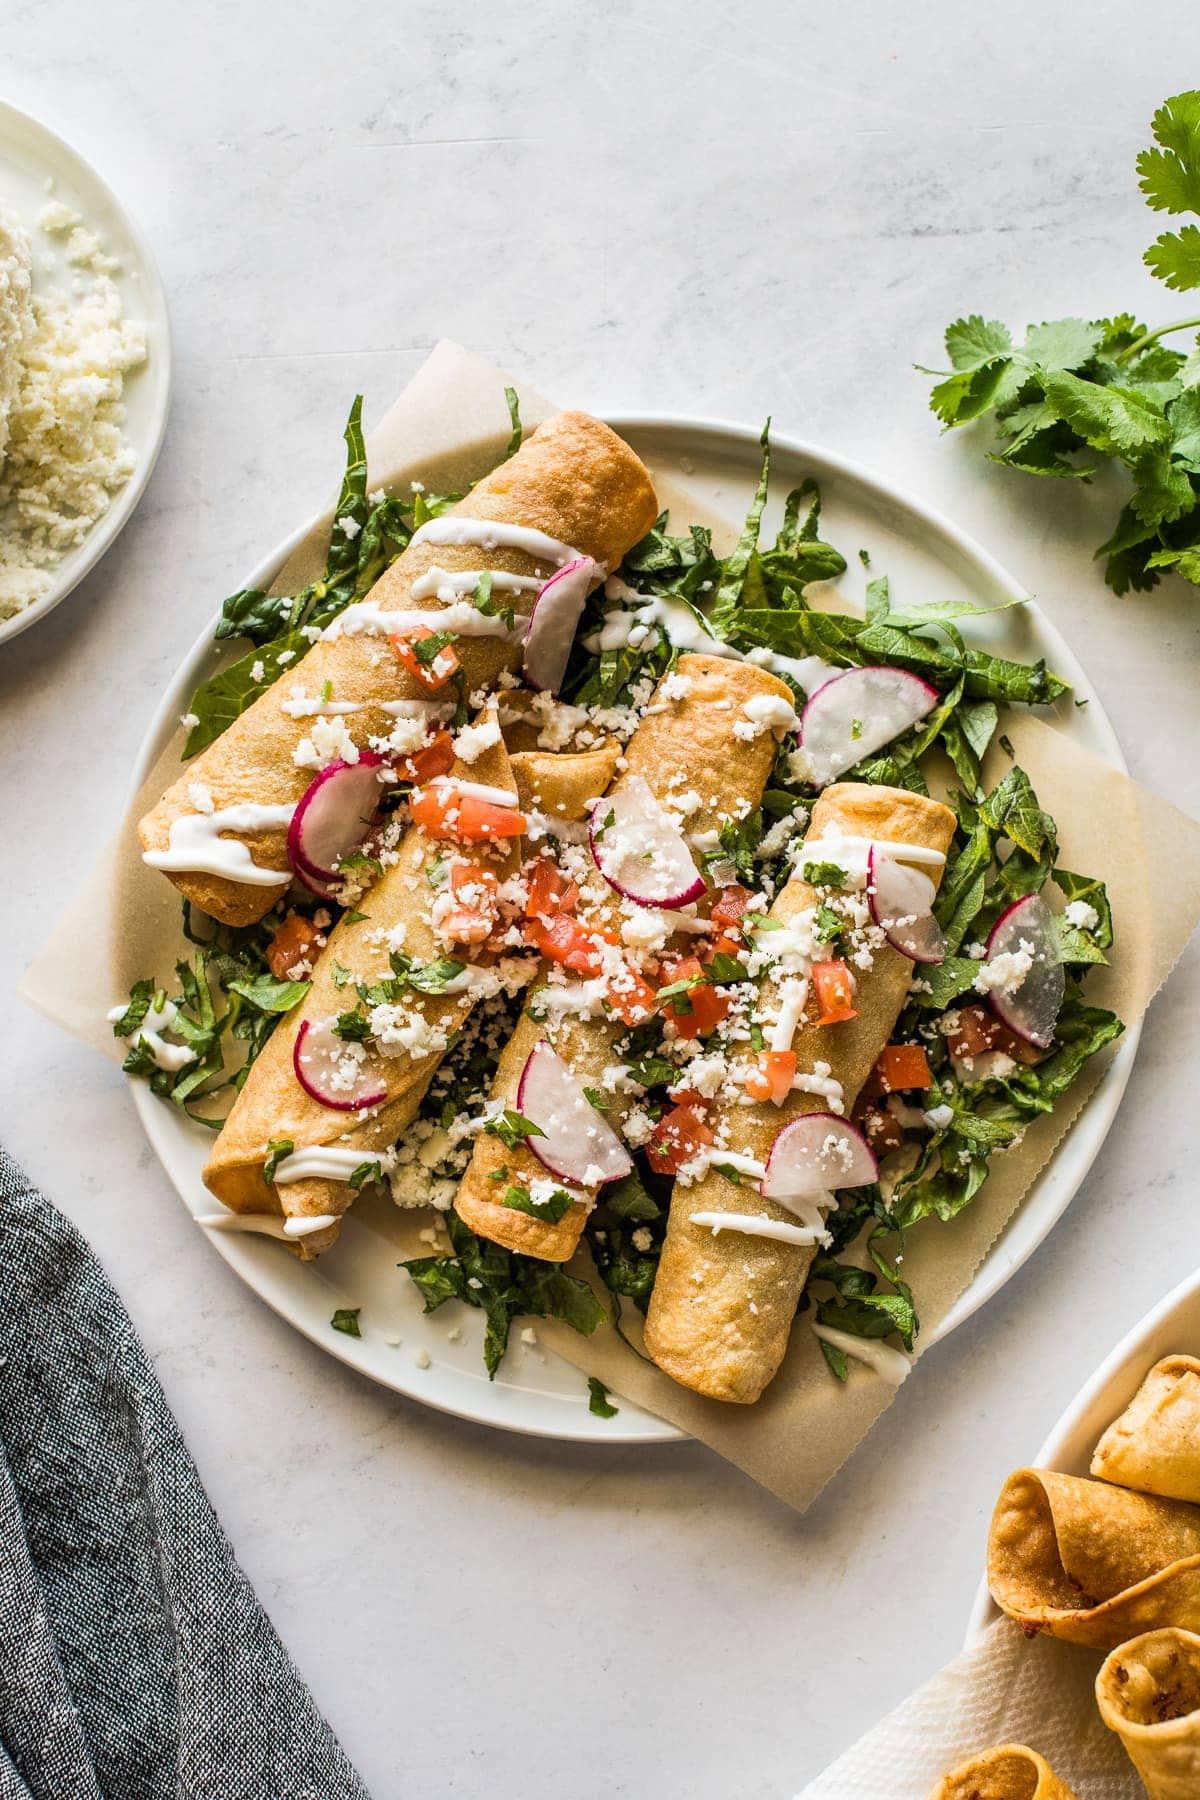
<box><xmin>2</xmin><ymin>6</ymin><xmax>1199</xmax><ymax>1796</ymax></box>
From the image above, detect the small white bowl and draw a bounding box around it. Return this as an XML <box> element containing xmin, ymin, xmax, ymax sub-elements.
<box><xmin>0</xmin><ymin>99</ymin><xmax>171</xmax><ymax>648</ymax></box>
<box><xmin>966</xmin><ymin>1265</ymin><xmax>1200</xmax><ymax>1644</ymax></box>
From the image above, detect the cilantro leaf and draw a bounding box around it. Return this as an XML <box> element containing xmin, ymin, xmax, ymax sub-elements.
<box><xmin>331</xmin><ymin>1307</ymin><xmax>362</xmax><ymax>1338</ymax></box>
<box><xmin>587</xmin><ymin>1377</ymin><xmax>619</xmax><ymax>1418</ymax></box>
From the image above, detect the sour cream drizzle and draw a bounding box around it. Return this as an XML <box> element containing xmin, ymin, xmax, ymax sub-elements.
<box><xmin>409</xmin><ymin>517</ymin><xmax>580</xmax><ymax>567</ymax></box>
<box><xmin>807</xmin><ymin>832</ymin><xmax>946</xmax><ymax>871</ymax></box>
<box><xmin>142</xmin><ymin>803</ymin><xmax>296</xmax><ymax>885</ymax></box>
<box><xmin>409</xmin><ymin>566</ymin><xmax>543</xmax><ymax>604</ymax></box>
<box><xmin>106</xmin><ymin>999</ymin><xmax>197</xmax><ymax>1072</ymax></box>
<box><xmin>811</xmin><ymin>1321</ymin><xmax>911</xmax><ymax>1386</ymax></box>
<box><xmin>425</xmin><ymin>776</ymin><xmax>522</xmax><ymax>808</ymax></box>
<box><xmin>195</xmin><ymin>1211</ymin><xmax>341</xmax><ymax>1239</ymax></box>
<box><xmin>688</xmin><ymin>1211</ymin><xmax>830</xmax><ymax>1248</ymax></box>
<box><xmin>320</xmin><ymin>598</ymin><xmax>524</xmax><ymax>643</ymax></box>
<box><xmin>271</xmin><ymin>1145</ymin><xmax>398</xmax><ymax>1184</ymax></box>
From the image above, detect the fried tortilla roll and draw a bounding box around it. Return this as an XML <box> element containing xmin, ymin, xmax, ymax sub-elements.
<box><xmin>644</xmin><ymin>783</ymin><xmax>955</xmax><ymax>1404</ymax></box>
<box><xmin>454</xmin><ymin>653</ymin><xmax>795</xmax><ymax>1262</ymax></box>
<box><xmin>1091</xmin><ymin>1356</ymin><xmax>1200</xmax><ymax>1503</ymax></box>
<box><xmin>987</xmin><ymin>1468</ymin><xmax>1200</xmax><ymax>1647</ymax></box>
<box><xmin>203</xmin><ymin>715</ymin><xmax>531</xmax><ymax>1258</ymax></box>
<box><xmin>1096</xmin><ymin>1628</ymin><xmax>1200</xmax><ymax>1799</ymax></box>
<box><xmin>140</xmin><ymin>412</ymin><xmax>657</xmax><ymax>926</ymax></box>
<box><xmin>929</xmin><ymin>1745</ymin><xmax>1079</xmax><ymax>1800</ymax></box>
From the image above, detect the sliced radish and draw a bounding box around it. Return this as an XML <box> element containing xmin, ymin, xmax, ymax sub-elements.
<box><xmin>589</xmin><ymin>775</ymin><xmax>706</xmax><ymax>910</ymax></box>
<box><xmin>796</xmin><ymin>666</ymin><xmax>939</xmax><ymax>787</ymax></box>
<box><xmin>288</xmin><ymin>753</ymin><xmax>390</xmax><ymax>883</ymax></box>
<box><xmin>523</xmin><ymin>556</ymin><xmax>596</xmax><ymax>692</ymax></box>
<box><xmin>293</xmin><ymin>1017</ymin><xmax>388</xmax><ymax>1112</ymax></box>
<box><xmin>867</xmin><ymin>845</ymin><xmax>946</xmax><ymax>965</ymax></box>
<box><xmin>515</xmin><ymin>1039</ymin><xmax>632</xmax><ymax>1187</ymax></box>
<box><xmin>983</xmin><ymin>893</ymin><xmax>1064</xmax><ymax>1050</ymax></box>
<box><xmin>762</xmin><ymin>1112</ymin><xmax>878</xmax><ymax>1199</ymax></box>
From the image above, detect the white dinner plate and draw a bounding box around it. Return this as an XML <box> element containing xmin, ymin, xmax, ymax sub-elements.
<box><xmin>0</xmin><ymin>100</ymin><xmax>170</xmax><ymax>647</ymax></box>
<box><xmin>127</xmin><ymin>414</ymin><xmax>1140</xmax><ymax>1444</ymax></box>
<box><xmin>965</xmin><ymin>1264</ymin><xmax>1200</xmax><ymax>1645</ymax></box>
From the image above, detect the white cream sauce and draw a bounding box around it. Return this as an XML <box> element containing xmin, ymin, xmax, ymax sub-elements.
<box><xmin>320</xmin><ymin>599</ymin><xmax>523</xmax><ymax>643</ymax></box>
<box><xmin>107</xmin><ymin>999</ymin><xmax>197</xmax><ymax>1072</ymax></box>
<box><xmin>811</xmin><ymin>1321</ymin><xmax>911</xmax><ymax>1386</ymax></box>
<box><xmin>195</xmin><ymin>1212</ymin><xmax>291</xmax><ymax>1240</ymax></box>
<box><xmin>426</xmin><ymin>776</ymin><xmax>522</xmax><ymax>808</ymax></box>
<box><xmin>688</xmin><ymin>1210</ymin><xmax>831</xmax><ymax>1248</ymax></box>
<box><xmin>280</xmin><ymin>696</ymin><xmax>362</xmax><ymax>718</ymax></box>
<box><xmin>409</xmin><ymin>517</ymin><xmax>579</xmax><ymax>567</ymax></box>
<box><xmin>408</xmin><ymin>567</ymin><xmax>543</xmax><ymax>604</ymax></box>
<box><xmin>807</xmin><ymin>832</ymin><xmax>946</xmax><ymax>871</ymax></box>
<box><xmin>271</xmin><ymin>1145</ymin><xmax>397</xmax><ymax>1184</ymax></box>
<box><xmin>142</xmin><ymin>803</ymin><xmax>296</xmax><ymax>885</ymax></box>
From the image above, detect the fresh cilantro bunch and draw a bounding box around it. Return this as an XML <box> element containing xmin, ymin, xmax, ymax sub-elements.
<box><xmin>924</xmin><ymin>91</ymin><xmax>1200</xmax><ymax>595</ymax></box>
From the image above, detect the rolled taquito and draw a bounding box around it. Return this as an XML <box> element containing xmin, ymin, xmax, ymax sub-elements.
<box><xmin>1091</xmin><ymin>1356</ymin><xmax>1200</xmax><ymax>1504</ymax></box>
<box><xmin>203</xmin><ymin>711</ymin><xmax>530</xmax><ymax>1257</ymax></box>
<box><xmin>454</xmin><ymin>652</ymin><xmax>796</xmax><ymax>1262</ymax></box>
<box><xmin>988</xmin><ymin>1468</ymin><xmax>1200</xmax><ymax>1648</ymax></box>
<box><xmin>140</xmin><ymin>411</ymin><xmax>657</xmax><ymax>926</ymax></box>
<box><xmin>929</xmin><ymin>1745</ymin><xmax>1079</xmax><ymax>1800</ymax></box>
<box><xmin>1097</xmin><ymin>1628</ymin><xmax>1200</xmax><ymax>1799</ymax></box>
<box><xmin>643</xmin><ymin>783</ymin><xmax>955</xmax><ymax>1403</ymax></box>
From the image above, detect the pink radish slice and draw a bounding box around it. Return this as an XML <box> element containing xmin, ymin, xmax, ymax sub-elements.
<box><xmin>796</xmin><ymin>666</ymin><xmax>939</xmax><ymax>787</ymax></box>
<box><xmin>762</xmin><ymin>1112</ymin><xmax>878</xmax><ymax>1198</ymax></box>
<box><xmin>287</xmin><ymin>754</ymin><xmax>390</xmax><ymax>883</ymax></box>
<box><xmin>522</xmin><ymin>556</ymin><xmax>596</xmax><ymax>692</ymax></box>
<box><xmin>867</xmin><ymin>845</ymin><xmax>946</xmax><ymax>965</ymax></box>
<box><xmin>293</xmin><ymin>860</ymin><xmax>343</xmax><ymax>902</ymax></box>
<box><xmin>516</xmin><ymin>1039</ymin><xmax>632</xmax><ymax>1187</ymax></box>
<box><xmin>292</xmin><ymin>1017</ymin><xmax>388</xmax><ymax>1112</ymax></box>
<box><xmin>984</xmin><ymin>893</ymin><xmax>1064</xmax><ymax>1049</ymax></box>
<box><xmin>588</xmin><ymin>775</ymin><xmax>706</xmax><ymax>910</ymax></box>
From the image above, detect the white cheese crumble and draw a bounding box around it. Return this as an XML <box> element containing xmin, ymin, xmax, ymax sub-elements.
<box><xmin>453</xmin><ymin>714</ymin><xmax>502</xmax><ymax>764</ymax></box>
<box><xmin>974</xmin><ymin>943</ymin><xmax>1034</xmax><ymax>997</ymax></box>
<box><xmin>1063</xmin><ymin>899</ymin><xmax>1098</xmax><ymax>932</ymax></box>
<box><xmin>0</xmin><ymin>201</ymin><xmax>147</xmax><ymax>620</ymax></box>
<box><xmin>293</xmin><ymin>713</ymin><xmax>361</xmax><ymax>770</ymax></box>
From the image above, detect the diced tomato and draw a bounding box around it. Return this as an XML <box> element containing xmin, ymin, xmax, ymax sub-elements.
<box><xmin>647</xmin><ymin>1102</ymin><xmax>714</xmax><ymax>1176</ymax></box>
<box><xmin>864</xmin><ymin>1044</ymin><xmax>933</xmax><ymax>1097</ymax></box>
<box><xmin>524</xmin><ymin>914</ymin><xmax>603</xmax><ymax>974</ymax></box>
<box><xmin>944</xmin><ymin>1003</ymin><xmax>1000</xmax><ymax>1062</ymax></box>
<box><xmin>658</xmin><ymin>953</ymin><xmax>730</xmax><ymax>1039</ymax></box>
<box><xmin>854</xmin><ymin>1102</ymin><xmax>907</xmax><ymax>1157</ymax></box>
<box><xmin>524</xmin><ymin>856</ymin><xmax>579</xmax><ymax>921</ymax></box>
<box><xmin>389</xmin><ymin>624</ymin><xmax>460</xmax><ymax>691</ymax></box>
<box><xmin>266</xmin><ymin>912</ymin><xmax>326</xmax><ymax>979</ymax></box>
<box><xmin>704</xmin><ymin>932</ymin><xmax>746</xmax><ymax>964</ymax></box>
<box><xmin>605</xmin><ymin>963</ymin><xmax>657</xmax><ymax>1028</ymax></box>
<box><xmin>710</xmin><ymin>884</ymin><xmax>754</xmax><ymax>931</ymax></box>
<box><xmin>812</xmin><ymin>957</ymin><xmax>857</xmax><ymax>1025</ymax></box>
<box><xmin>396</xmin><ymin>729</ymin><xmax>455</xmax><ymax>785</ymax></box>
<box><xmin>439</xmin><ymin>862</ymin><xmax>500</xmax><ymax>945</ymax></box>
<box><xmin>411</xmin><ymin>780</ymin><xmax>526</xmax><ymax>843</ymax></box>
<box><xmin>744</xmin><ymin>1049</ymin><xmax>797</xmax><ymax>1105</ymax></box>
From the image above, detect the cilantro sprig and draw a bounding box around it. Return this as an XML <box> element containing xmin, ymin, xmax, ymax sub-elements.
<box><xmin>924</xmin><ymin>90</ymin><xmax>1200</xmax><ymax>596</ymax></box>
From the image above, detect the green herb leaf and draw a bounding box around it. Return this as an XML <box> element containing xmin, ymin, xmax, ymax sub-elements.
<box><xmin>587</xmin><ymin>1377</ymin><xmax>619</xmax><ymax>1418</ymax></box>
<box><xmin>263</xmin><ymin>1137</ymin><xmax>294</xmax><ymax>1183</ymax></box>
<box><xmin>331</xmin><ymin>1307</ymin><xmax>362</xmax><ymax>1337</ymax></box>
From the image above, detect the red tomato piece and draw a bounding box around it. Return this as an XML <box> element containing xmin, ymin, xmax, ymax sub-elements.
<box><xmin>710</xmin><ymin>883</ymin><xmax>754</xmax><ymax>930</ymax></box>
<box><xmin>397</xmin><ymin>729</ymin><xmax>455</xmax><ymax>785</ymax></box>
<box><xmin>647</xmin><ymin>1102</ymin><xmax>714</xmax><ymax>1175</ymax></box>
<box><xmin>743</xmin><ymin>1049</ymin><xmax>797</xmax><ymax>1105</ymax></box>
<box><xmin>524</xmin><ymin>856</ymin><xmax>579</xmax><ymax>921</ymax></box>
<box><xmin>411</xmin><ymin>781</ymin><xmax>525</xmax><ymax>843</ymax></box>
<box><xmin>812</xmin><ymin>957</ymin><xmax>857</xmax><ymax>1025</ymax></box>
<box><xmin>389</xmin><ymin>624</ymin><xmax>460</xmax><ymax>691</ymax></box>
<box><xmin>866</xmin><ymin>1044</ymin><xmax>933</xmax><ymax>1095</ymax></box>
<box><xmin>266</xmin><ymin>912</ymin><xmax>326</xmax><ymax>979</ymax></box>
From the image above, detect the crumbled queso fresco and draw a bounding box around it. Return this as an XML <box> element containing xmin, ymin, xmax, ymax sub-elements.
<box><xmin>0</xmin><ymin>195</ymin><xmax>147</xmax><ymax>620</ymax></box>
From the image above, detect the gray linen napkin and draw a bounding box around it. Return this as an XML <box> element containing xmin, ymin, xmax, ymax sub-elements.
<box><xmin>0</xmin><ymin>1145</ymin><xmax>371</xmax><ymax>1800</ymax></box>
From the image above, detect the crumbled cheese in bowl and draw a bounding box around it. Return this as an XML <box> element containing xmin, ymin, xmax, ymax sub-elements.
<box><xmin>0</xmin><ymin>197</ymin><xmax>147</xmax><ymax>621</ymax></box>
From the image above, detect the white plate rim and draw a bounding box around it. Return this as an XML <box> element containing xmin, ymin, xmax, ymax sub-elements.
<box><xmin>0</xmin><ymin>98</ymin><xmax>172</xmax><ymax>648</ymax></box>
<box><xmin>964</xmin><ymin>1262</ymin><xmax>1200</xmax><ymax>1646</ymax></box>
<box><xmin>125</xmin><ymin>409</ymin><xmax>1140</xmax><ymax>1441</ymax></box>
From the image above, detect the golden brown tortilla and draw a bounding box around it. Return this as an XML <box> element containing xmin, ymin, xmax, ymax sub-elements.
<box><xmin>643</xmin><ymin>783</ymin><xmax>955</xmax><ymax>1404</ymax></box>
<box><xmin>1096</xmin><ymin>1627</ymin><xmax>1200</xmax><ymax>1799</ymax></box>
<box><xmin>987</xmin><ymin>1468</ymin><xmax>1200</xmax><ymax>1647</ymax></box>
<box><xmin>1091</xmin><ymin>1356</ymin><xmax>1200</xmax><ymax>1504</ymax></box>
<box><xmin>140</xmin><ymin>412</ymin><xmax>657</xmax><ymax>925</ymax></box>
<box><xmin>454</xmin><ymin>652</ymin><xmax>795</xmax><ymax>1262</ymax></box>
<box><xmin>929</xmin><ymin>1743</ymin><xmax>1079</xmax><ymax>1799</ymax></box>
